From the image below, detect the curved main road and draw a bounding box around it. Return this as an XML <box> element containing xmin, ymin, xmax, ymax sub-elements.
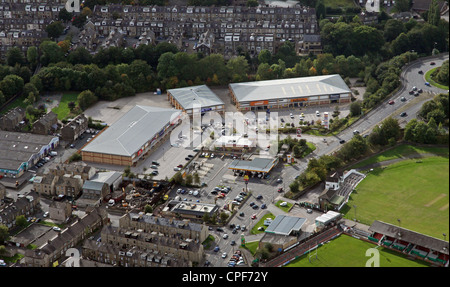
<box><xmin>282</xmin><ymin>53</ymin><xmax>449</xmax><ymax>182</ymax></box>
<box><xmin>322</xmin><ymin>53</ymin><xmax>449</xmax><ymax>155</ymax></box>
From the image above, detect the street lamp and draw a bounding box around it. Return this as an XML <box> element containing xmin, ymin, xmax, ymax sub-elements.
<box><xmin>397</xmin><ymin>218</ymin><xmax>401</xmax><ymax>228</ymax></box>
<box><xmin>353</xmin><ymin>205</ymin><xmax>357</xmax><ymax>223</ymax></box>
<box><xmin>444</xmin><ymin>233</ymin><xmax>447</xmax><ymax>241</ymax></box>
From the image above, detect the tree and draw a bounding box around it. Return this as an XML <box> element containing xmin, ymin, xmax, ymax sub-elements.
<box><xmin>427</xmin><ymin>0</ymin><xmax>441</xmax><ymax>26</ymax></box>
<box><xmin>185</xmin><ymin>174</ymin><xmax>193</xmax><ymax>186</ymax></box>
<box><xmin>384</xmin><ymin>19</ymin><xmax>406</xmax><ymax>42</ymax></box>
<box><xmin>58</xmin><ymin>8</ymin><xmax>73</xmax><ymax>22</ymax></box>
<box><xmin>144</xmin><ymin>204</ymin><xmax>153</xmax><ymax>214</ymax></box>
<box><xmin>247</xmin><ymin>0</ymin><xmax>258</xmax><ymax>7</ymax></box>
<box><xmin>0</xmin><ymin>225</ymin><xmax>8</xmax><ymax>244</ymax></box>
<box><xmin>289</xmin><ymin>180</ymin><xmax>300</xmax><ymax>193</ymax></box>
<box><xmin>258</xmin><ymin>49</ymin><xmax>272</xmax><ymax>65</ymax></box>
<box><xmin>395</xmin><ymin>0</ymin><xmax>411</xmax><ymax>12</ymax></box>
<box><xmin>39</xmin><ymin>41</ymin><xmax>64</xmax><ymax>66</ymax></box>
<box><xmin>16</xmin><ymin>215</ymin><xmax>28</xmax><ymax>227</ymax></box>
<box><xmin>173</xmin><ymin>172</ymin><xmax>183</xmax><ymax>184</ymax></box>
<box><xmin>45</xmin><ymin>21</ymin><xmax>64</xmax><ymax>40</ymax></box>
<box><xmin>77</xmin><ymin>90</ymin><xmax>98</xmax><ymax>110</ymax></box>
<box><xmin>193</xmin><ymin>173</ymin><xmax>200</xmax><ymax>185</ymax></box>
<box><xmin>6</xmin><ymin>47</ymin><xmax>25</xmax><ymax>67</ymax></box>
<box><xmin>316</xmin><ymin>0</ymin><xmax>326</xmax><ymax>20</ymax></box>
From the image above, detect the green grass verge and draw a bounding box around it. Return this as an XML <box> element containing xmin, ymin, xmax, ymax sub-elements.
<box><xmin>425</xmin><ymin>67</ymin><xmax>449</xmax><ymax>90</ymax></box>
<box><xmin>51</xmin><ymin>92</ymin><xmax>80</xmax><ymax>120</ymax></box>
<box><xmin>343</xmin><ymin>156</ymin><xmax>449</xmax><ymax>238</ymax></box>
<box><xmin>351</xmin><ymin>144</ymin><xmax>449</xmax><ymax>169</ymax></box>
<box><xmin>284</xmin><ymin>234</ymin><xmax>430</xmax><ymax>267</ymax></box>
<box><xmin>242</xmin><ymin>241</ymin><xmax>259</xmax><ymax>256</ymax></box>
<box><xmin>250</xmin><ymin>213</ymin><xmax>274</xmax><ymax>235</ymax></box>
<box><xmin>275</xmin><ymin>200</ymin><xmax>293</xmax><ymax>212</ymax></box>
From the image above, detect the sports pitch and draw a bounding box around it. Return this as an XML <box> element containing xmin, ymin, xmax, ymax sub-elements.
<box><xmin>343</xmin><ymin>156</ymin><xmax>449</xmax><ymax>238</ymax></box>
<box><xmin>285</xmin><ymin>234</ymin><xmax>429</xmax><ymax>267</ymax></box>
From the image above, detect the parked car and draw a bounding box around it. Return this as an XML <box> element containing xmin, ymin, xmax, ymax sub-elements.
<box><xmin>400</xmin><ymin>112</ymin><xmax>408</xmax><ymax>117</ymax></box>
<box><xmin>418</xmin><ymin>70</ymin><xmax>423</xmax><ymax>74</ymax></box>
<box><xmin>425</xmin><ymin>82</ymin><xmax>431</xmax><ymax>86</ymax></box>
<box><xmin>388</xmin><ymin>100</ymin><xmax>395</xmax><ymax>105</ymax></box>
<box><xmin>339</xmin><ymin>139</ymin><xmax>346</xmax><ymax>144</ymax></box>
<box><xmin>430</xmin><ymin>62</ymin><xmax>436</xmax><ymax>65</ymax></box>
<box><xmin>401</xmin><ymin>96</ymin><xmax>406</xmax><ymax>102</ymax></box>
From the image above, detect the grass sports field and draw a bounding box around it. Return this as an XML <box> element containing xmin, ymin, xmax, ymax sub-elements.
<box><xmin>343</xmin><ymin>156</ymin><xmax>449</xmax><ymax>238</ymax></box>
<box><xmin>285</xmin><ymin>234</ymin><xmax>429</xmax><ymax>267</ymax></box>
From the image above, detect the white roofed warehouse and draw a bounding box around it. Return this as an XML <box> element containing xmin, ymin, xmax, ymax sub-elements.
<box><xmin>228</xmin><ymin>74</ymin><xmax>352</xmax><ymax>111</ymax></box>
<box><xmin>81</xmin><ymin>106</ymin><xmax>181</xmax><ymax>166</ymax></box>
<box><xmin>167</xmin><ymin>85</ymin><xmax>225</xmax><ymax>116</ymax></box>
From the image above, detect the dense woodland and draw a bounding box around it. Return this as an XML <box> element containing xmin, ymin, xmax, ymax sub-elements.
<box><xmin>0</xmin><ymin>1</ymin><xmax>448</xmax><ymax>118</ymax></box>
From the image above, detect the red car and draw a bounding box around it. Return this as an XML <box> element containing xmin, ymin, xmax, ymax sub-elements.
<box><xmin>251</xmin><ymin>214</ymin><xmax>257</xmax><ymax>220</ymax></box>
<box><xmin>388</xmin><ymin>100</ymin><xmax>395</xmax><ymax>105</ymax></box>
<box><xmin>177</xmin><ymin>164</ymin><xmax>183</xmax><ymax>168</ymax></box>
<box><xmin>277</xmin><ymin>187</ymin><xmax>284</xmax><ymax>193</ymax></box>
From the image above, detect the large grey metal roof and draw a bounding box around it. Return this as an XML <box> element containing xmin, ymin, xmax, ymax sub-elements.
<box><xmin>168</xmin><ymin>85</ymin><xmax>224</xmax><ymax>111</ymax></box>
<box><xmin>81</xmin><ymin>106</ymin><xmax>181</xmax><ymax>157</ymax></box>
<box><xmin>265</xmin><ymin>215</ymin><xmax>306</xmax><ymax>236</ymax></box>
<box><xmin>229</xmin><ymin>74</ymin><xmax>351</xmax><ymax>103</ymax></box>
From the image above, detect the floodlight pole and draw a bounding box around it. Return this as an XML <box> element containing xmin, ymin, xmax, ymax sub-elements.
<box><xmin>353</xmin><ymin>205</ymin><xmax>357</xmax><ymax>223</ymax></box>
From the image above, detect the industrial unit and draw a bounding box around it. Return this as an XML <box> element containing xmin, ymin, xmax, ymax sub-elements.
<box><xmin>167</xmin><ymin>85</ymin><xmax>225</xmax><ymax>116</ymax></box>
<box><xmin>229</xmin><ymin>74</ymin><xmax>352</xmax><ymax>111</ymax></box>
<box><xmin>81</xmin><ymin>106</ymin><xmax>181</xmax><ymax>166</ymax></box>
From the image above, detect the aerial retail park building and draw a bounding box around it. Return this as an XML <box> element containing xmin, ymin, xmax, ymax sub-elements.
<box><xmin>81</xmin><ymin>106</ymin><xmax>181</xmax><ymax>166</ymax></box>
<box><xmin>167</xmin><ymin>85</ymin><xmax>225</xmax><ymax>116</ymax></box>
<box><xmin>229</xmin><ymin>74</ymin><xmax>352</xmax><ymax>111</ymax></box>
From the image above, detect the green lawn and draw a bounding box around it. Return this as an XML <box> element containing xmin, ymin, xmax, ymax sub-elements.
<box><xmin>275</xmin><ymin>200</ymin><xmax>293</xmax><ymax>212</ymax></box>
<box><xmin>351</xmin><ymin>144</ymin><xmax>449</xmax><ymax>169</ymax></box>
<box><xmin>343</xmin><ymin>156</ymin><xmax>449</xmax><ymax>238</ymax></box>
<box><xmin>51</xmin><ymin>92</ymin><xmax>80</xmax><ymax>120</ymax></box>
<box><xmin>250</xmin><ymin>213</ymin><xmax>275</xmax><ymax>235</ymax></box>
<box><xmin>242</xmin><ymin>241</ymin><xmax>259</xmax><ymax>256</ymax></box>
<box><xmin>285</xmin><ymin>234</ymin><xmax>429</xmax><ymax>267</ymax></box>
